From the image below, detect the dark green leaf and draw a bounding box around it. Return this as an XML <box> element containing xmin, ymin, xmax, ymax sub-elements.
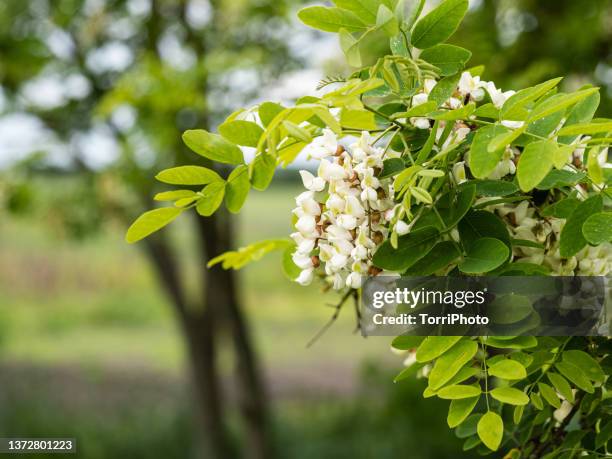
<box><xmin>517</xmin><ymin>140</ymin><xmax>556</xmax><ymax>192</ymax></box>
<box><xmin>559</xmin><ymin>195</ymin><xmax>603</xmax><ymax>257</ymax></box>
<box><xmin>459</xmin><ymin>238</ymin><xmax>509</xmax><ymax>274</ymax></box>
<box><xmin>404</xmin><ymin>241</ymin><xmax>461</xmax><ymax>275</ymax></box>
<box><xmin>373</xmin><ymin>226</ymin><xmax>439</xmax><ymax>271</ymax></box>
<box><xmin>582</xmin><ymin>212</ymin><xmax>612</xmax><ymax>245</ymax></box>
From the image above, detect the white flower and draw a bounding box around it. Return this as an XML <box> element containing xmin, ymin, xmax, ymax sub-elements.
<box><xmin>424</xmin><ymin>79</ymin><xmax>437</xmax><ymax>94</ymax></box>
<box><xmin>351</xmin><ymin>244</ymin><xmax>369</xmax><ymax>260</ymax></box>
<box><xmin>318</xmin><ymin>243</ymin><xmax>334</xmax><ymax>262</ymax></box>
<box><xmin>487</xmin><ymin>148</ymin><xmax>516</xmax><ymax>179</ymax></box>
<box><xmin>361</xmin><ymin>187</ymin><xmax>378</xmax><ymax>202</ymax></box>
<box><xmin>299</xmin><ymin>170</ymin><xmax>325</xmax><ymax>191</ymax></box>
<box><xmin>346</xmin><ymin>271</ymin><xmax>362</xmax><ymax>289</ymax></box>
<box><xmin>412</xmin><ymin>93</ymin><xmax>428</xmax><ymax>106</ymax></box>
<box><xmin>331</xmin><ymin>273</ymin><xmax>344</xmax><ymax>290</ymax></box>
<box><xmin>452</xmin><ymin>161</ymin><xmax>467</xmax><ymax>184</ymax></box>
<box><xmin>292</xmin><ymin>252</ymin><xmax>314</xmax><ymax>270</ymax></box>
<box><xmin>326</xmin><ymin>224</ymin><xmax>352</xmax><ymax>241</ymax></box>
<box><xmin>337</xmin><ymin>214</ymin><xmax>358</xmax><ymax>230</ymax></box>
<box><xmin>394</xmin><ymin>220</ymin><xmax>410</xmax><ymax>235</ymax></box>
<box><xmin>329</xmin><ymin>253</ymin><xmax>349</xmax><ymax>271</ymax></box>
<box><xmin>296</xmin><ymin>268</ymin><xmax>314</xmax><ymax>286</ymax></box>
<box><xmin>411</xmin><ymin>117</ymin><xmax>431</xmax><ymax>129</ymax></box>
<box><xmin>458</xmin><ymin>72</ymin><xmax>485</xmax><ymax>100</ymax></box>
<box><xmin>296</xmin><ymin>237</ymin><xmax>316</xmax><ymax>254</ymax></box>
<box><xmin>326</xmin><ymin>194</ymin><xmax>346</xmax><ymax>214</ymax></box>
<box><xmin>345</xmin><ymin>195</ymin><xmax>366</xmax><ymax>218</ymax></box>
<box><xmin>295</xmin><ymin>215</ymin><xmax>317</xmax><ymax>235</ymax></box>
<box><xmin>318</xmin><ymin>158</ymin><xmax>346</xmax><ymax>181</ymax></box>
<box><xmin>304</xmin><ymin>128</ymin><xmax>338</xmax><ymax>159</ymax></box>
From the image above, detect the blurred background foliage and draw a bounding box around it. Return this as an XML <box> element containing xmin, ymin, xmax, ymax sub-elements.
<box><xmin>0</xmin><ymin>0</ymin><xmax>610</xmax><ymax>458</ymax></box>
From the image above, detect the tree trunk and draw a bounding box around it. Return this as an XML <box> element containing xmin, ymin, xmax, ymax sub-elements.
<box><xmin>196</xmin><ymin>213</ymin><xmax>273</xmax><ymax>459</ymax></box>
<box><xmin>144</xmin><ymin>233</ymin><xmax>233</xmax><ymax>459</ymax></box>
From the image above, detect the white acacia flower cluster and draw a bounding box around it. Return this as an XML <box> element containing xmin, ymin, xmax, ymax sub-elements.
<box><xmin>290</xmin><ymin>130</ymin><xmax>396</xmax><ymax>289</ymax></box>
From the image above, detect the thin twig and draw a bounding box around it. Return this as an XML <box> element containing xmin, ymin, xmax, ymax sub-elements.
<box><xmin>306</xmin><ymin>289</ymin><xmax>354</xmax><ymax>348</ymax></box>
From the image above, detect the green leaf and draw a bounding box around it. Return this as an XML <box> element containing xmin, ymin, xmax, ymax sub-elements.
<box><xmin>281</xmin><ymin>245</ymin><xmax>301</xmax><ymax>281</ymax></box>
<box><xmin>459</xmin><ymin>210</ymin><xmax>510</xmax><ymax>248</ymax></box>
<box><xmin>490</xmin><ymin>387</ymin><xmax>529</xmax><ymax>406</ymax></box>
<box><xmin>393</xmin><ymin>101</ymin><xmax>438</xmax><ymax>118</ymax></box>
<box><xmin>487</xmin><ymin>126</ymin><xmax>526</xmax><ymax>153</ymax></box>
<box><xmin>467</xmin><ymin>180</ymin><xmax>519</xmax><ymax>197</ymax></box>
<box><xmin>420</xmin><ymin>44</ymin><xmax>472</xmax><ymax>76</ymax></box>
<box><xmin>559</xmin><ymin>195</ymin><xmax>603</xmax><ymax>257</ymax></box>
<box><xmin>538</xmin><ymin>383</ymin><xmax>561</xmax><ymax>409</ymax></box>
<box><xmin>488</xmin><ymin>359</ymin><xmax>527</xmax><ymax>380</ymax></box>
<box><xmin>484</xmin><ymin>336</ymin><xmax>537</xmax><ymax>350</ymax></box>
<box><xmin>416</xmin><ymin>336</ymin><xmax>463</xmax><ymax>363</ymax></box>
<box><xmin>513</xmin><ymin>405</ymin><xmax>525</xmax><ymax>424</ymax></box>
<box><xmin>404</xmin><ymin>241</ymin><xmax>461</xmax><ymax>275</ymax></box>
<box><xmin>555</xmin><ymin>361</ymin><xmax>594</xmax><ymax>393</ymax></box>
<box><xmin>429</xmin><ymin>339</ymin><xmax>478</xmax><ymax>390</ymax></box>
<box><xmin>196</xmin><ymin>181</ymin><xmax>226</xmax><ymax>217</ymax></box>
<box><xmin>218</xmin><ymin>120</ymin><xmax>264</xmax><ymax>147</ymax></box>
<box><xmin>558</xmin><ymin>90</ymin><xmax>600</xmax><ymax>144</ymax></box>
<box><xmin>563</xmin><ymin>350</ymin><xmax>605</xmax><ymax>383</ymax></box>
<box><xmin>552</xmin><ymin>144</ymin><xmax>574</xmax><ymax>169</ymax></box>
<box><xmin>530</xmin><ymin>392</ymin><xmax>544</xmax><ymax>410</ymax></box>
<box><xmin>411</xmin><ymin>0</ymin><xmax>469</xmax><ymax>49</ymax></box>
<box><xmin>468</xmin><ymin>124</ymin><xmax>511</xmax><ymax>179</ymax></box>
<box><xmin>332</xmin><ymin>0</ymin><xmax>379</xmax><ymax>23</ymax></box>
<box><xmin>251</xmin><ymin>153</ymin><xmax>276</xmax><ymax>191</ymax></box>
<box><xmin>225</xmin><ymin>165</ymin><xmax>250</xmax><ymax>213</ymax></box>
<box><xmin>156</xmin><ymin>166</ymin><xmax>222</xmax><ymax>185</ymax></box>
<box><xmin>298</xmin><ymin>6</ymin><xmax>367</xmax><ymax>33</ymax></box>
<box><xmin>431</xmin><ymin>102</ymin><xmax>475</xmax><ymax>121</ymax></box>
<box><xmin>391</xmin><ymin>335</ymin><xmax>425</xmax><ymax>350</ymax></box>
<box><xmin>376</xmin><ymin>4</ymin><xmax>399</xmax><ymax>36</ymax></box>
<box><xmin>410</xmin><ymin>186</ymin><xmax>433</xmax><ymax>204</ymax></box>
<box><xmin>528</xmin><ymin>87</ymin><xmax>600</xmax><ymax>123</ymax></box>
<box><xmin>182</xmin><ymin>130</ymin><xmax>244</xmax><ymax>165</ymax></box>
<box><xmin>501</xmin><ymin>77</ymin><xmax>563</xmax><ymax>121</ymax></box>
<box><xmin>547</xmin><ymin>373</ymin><xmax>574</xmax><ymax>403</ymax></box>
<box><xmin>595</xmin><ymin>420</ymin><xmax>612</xmax><ymax>450</ymax></box>
<box><xmin>582</xmin><ymin>212</ymin><xmax>612</xmax><ymax>245</ymax></box>
<box><xmin>459</xmin><ymin>238</ymin><xmax>509</xmax><ymax>274</ymax></box>
<box><xmin>372</xmin><ymin>226</ymin><xmax>439</xmax><ymax>271</ymax></box>
<box><xmin>154</xmin><ymin>190</ymin><xmax>197</xmax><ymax>201</ymax></box>
<box><xmin>448</xmin><ymin>397</ymin><xmax>479</xmax><ymax>428</ymax></box>
<box><xmin>339</xmin><ymin>28</ymin><xmax>362</xmax><ymax>67</ymax></box>
<box><xmin>379</xmin><ymin>158</ymin><xmax>405</xmax><ymax>179</ymax></box>
<box><xmin>477</xmin><ymin>411</ymin><xmax>503</xmax><ymax>451</ymax></box>
<box><xmin>557</xmin><ymin>120</ymin><xmax>612</xmax><ymax>137</ymax></box>
<box><xmin>340</xmin><ymin>108</ymin><xmax>377</xmax><ymax>130</ymax></box>
<box><xmin>517</xmin><ymin>140</ymin><xmax>556</xmax><ymax>192</ymax></box>
<box><xmin>473</xmin><ymin>103</ymin><xmax>499</xmax><ymax>119</ymax></box>
<box><xmin>437</xmin><ymin>384</ymin><xmax>482</xmax><ymax>400</ymax></box>
<box><xmin>541</xmin><ymin>198</ymin><xmax>580</xmax><ymax>218</ymax></box>
<box><xmin>535</xmin><ymin>169</ymin><xmax>586</xmax><ymax>190</ymax></box>
<box><xmin>428</xmin><ymin>73</ymin><xmax>461</xmax><ymax>106</ymax></box>
<box><xmin>125</xmin><ymin>207</ymin><xmax>183</xmax><ymax>243</ymax></box>
<box><xmin>259</xmin><ymin>102</ymin><xmax>284</xmax><ymax>127</ymax></box>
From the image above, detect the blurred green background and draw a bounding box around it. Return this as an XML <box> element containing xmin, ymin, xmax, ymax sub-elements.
<box><xmin>0</xmin><ymin>1</ymin><xmax>610</xmax><ymax>458</ymax></box>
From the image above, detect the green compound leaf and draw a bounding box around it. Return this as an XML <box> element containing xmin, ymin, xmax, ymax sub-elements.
<box><xmin>437</xmin><ymin>384</ymin><xmax>482</xmax><ymax>400</ymax></box>
<box><xmin>126</xmin><ymin>207</ymin><xmax>183</xmax><ymax>244</ymax></box>
<box><xmin>416</xmin><ymin>336</ymin><xmax>463</xmax><ymax>363</ymax></box>
<box><xmin>488</xmin><ymin>359</ymin><xmax>527</xmax><ymax>380</ymax></box>
<box><xmin>467</xmin><ymin>180</ymin><xmax>519</xmax><ymax>197</ymax></box>
<box><xmin>560</xmin><ymin>195</ymin><xmax>603</xmax><ymax>257</ymax></box>
<box><xmin>458</xmin><ymin>210</ymin><xmax>510</xmax><ymax>249</ymax></box>
<box><xmin>517</xmin><ymin>140</ymin><xmax>556</xmax><ymax>192</ymax></box>
<box><xmin>428</xmin><ymin>339</ymin><xmax>478</xmax><ymax>390</ymax></box>
<box><xmin>490</xmin><ymin>387</ymin><xmax>529</xmax><ymax>406</ymax></box>
<box><xmin>459</xmin><ymin>237</ymin><xmax>509</xmax><ymax>274</ymax></box>
<box><xmin>447</xmin><ymin>396</ymin><xmax>479</xmax><ymax>428</ymax></box>
<box><xmin>582</xmin><ymin>212</ymin><xmax>612</xmax><ymax>245</ymax></box>
<box><xmin>477</xmin><ymin>411</ymin><xmax>503</xmax><ymax>451</ymax></box>
<box><xmin>419</xmin><ymin>44</ymin><xmax>472</xmax><ymax>76</ymax></box>
<box><xmin>411</xmin><ymin>0</ymin><xmax>469</xmax><ymax>49</ymax></box>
